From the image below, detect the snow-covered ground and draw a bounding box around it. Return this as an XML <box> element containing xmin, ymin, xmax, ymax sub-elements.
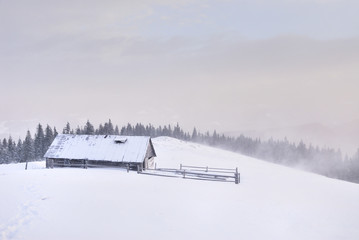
<box><xmin>1</xmin><ymin>137</ymin><xmax>358</xmax><ymax>240</ymax></box>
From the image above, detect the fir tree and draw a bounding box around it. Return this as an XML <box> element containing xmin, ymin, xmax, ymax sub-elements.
<box><xmin>44</xmin><ymin>125</ymin><xmax>54</xmax><ymax>151</ymax></box>
<box><xmin>23</xmin><ymin>130</ymin><xmax>35</xmax><ymax>163</ymax></box>
<box><xmin>2</xmin><ymin>138</ymin><xmax>8</xmax><ymax>149</ymax></box>
<box><xmin>7</xmin><ymin>136</ymin><xmax>15</xmax><ymax>163</ymax></box>
<box><xmin>173</xmin><ymin>123</ymin><xmax>181</xmax><ymax>139</ymax></box>
<box><xmin>63</xmin><ymin>122</ymin><xmax>71</xmax><ymax>134</ymax></box>
<box><xmin>120</xmin><ymin>126</ymin><xmax>126</xmax><ymax>135</ymax></box>
<box><xmin>15</xmin><ymin>139</ymin><xmax>23</xmax><ymax>163</ymax></box>
<box><xmin>84</xmin><ymin>120</ymin><xmax>95</xmax><ymax>135</ymax></box>
<box><xmin>0</xmin><ymin>143</ymin><xmax>5</xmax><ymax>164</ymax></box>
<box><xmin>75</xmin><ymin>126</ymin><xmax>82</xmax><ymax>134</ymax></box>
<box><xmin>34</xmin><ymin>123</ymin><xmax>45</xmax><ymax>159</ymax></box>
<box><xmin>54</xmin><ymin>127</ymin><xmax>58</xmax><ymax>137</ymax></box>
<box><xmin>126</xmin><ymin>123</ymin><xmax>133</xmax><ymax>135</ymax></box>
<box><xmin>97</xmin><ymin>124</ymin><xmax>104</xmax><ymax>134</ymax></box>
<box><xmin>1</xmin><ymin>139</ymin><xmax>8</xmax><ymax>163</ymax></box>
<box><xmin>107</xmin><ymin>119</ymin><xmax>114</xmax><ymax>135</ymax></box>
<box><xmin>114</xmin><ymin>125</ymin><xmax>120</xmax><ymax>135</ymax></box>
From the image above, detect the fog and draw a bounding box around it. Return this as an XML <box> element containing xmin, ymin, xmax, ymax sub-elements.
<box><xmin>1</xmin><ymin>0</ymin><xmax>358</xmax><ymax>154</ymax></box>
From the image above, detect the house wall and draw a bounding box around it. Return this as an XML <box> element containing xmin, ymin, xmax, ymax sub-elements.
<box><xmin>48</xmin><ymin>158</ymin><xmax>86</xmax><ymax>168</ymax></box>
<box><xmin>47</xmin><ymin>158</ymin><xmax>144</xmax><ymax>171</ymax></box>
<box><xmin>146</xmin><ymin>140</ymin><xmax>157</xmax><ymax>158</ymax></box>
<box><xmin>144</xmin><ymin>157</ymin><xmax>154</xmax><ymax>169</ymax></box>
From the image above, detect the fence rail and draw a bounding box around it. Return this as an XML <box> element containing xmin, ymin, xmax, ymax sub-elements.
<box><xmin>180</xmin><ymin>164</ymin><xmax>235</xmax><ymax>172</ymax></box>
<box><xmin>142</xmin><ymin>164</ymin><xmax>240</xmax><ymax>184</ymax></box>
<box><xmin>140</xmin><ymin>171</ymin><xmax>230</xmax><ymax>182</ymax></box>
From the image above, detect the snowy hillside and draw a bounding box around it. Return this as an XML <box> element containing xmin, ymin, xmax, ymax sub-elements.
<box><xmin>1</xmin><ymin>137</ymin><xmax>358</xmax><ymax>240</ymax></box>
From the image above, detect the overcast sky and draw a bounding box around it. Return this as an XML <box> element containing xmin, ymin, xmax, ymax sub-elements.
<box><xmin>1</xmin><ymin>0</ymin><xmax>359</xmax><ymax>143</ymax></box>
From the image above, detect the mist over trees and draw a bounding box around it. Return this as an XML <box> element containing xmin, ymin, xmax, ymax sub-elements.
<box><xmin>0</xmin><ymin>120</ymin><xmax>358</xmax><ymax>184</ymax></box>
<box><xmin>0</xmin><ymin>125</ymin><xmax>58</xmax><ymax>164</ymax></box>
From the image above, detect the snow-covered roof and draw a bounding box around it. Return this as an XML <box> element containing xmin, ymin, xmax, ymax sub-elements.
<box><xmin>44</xmin><ymin>134</ymin><xmax>156</xmax><ymax>163</ymax></box>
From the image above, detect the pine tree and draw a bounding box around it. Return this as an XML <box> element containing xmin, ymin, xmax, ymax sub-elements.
<box><xmin>126</xmin><ymin>123</ymin><xmax>133</xmax><ymax>135</ymax></box>
<box><xmin>2</xmin><ymin>138</ymin><xmax>9</xmax><ymax>163</ymax></box>
<box><xmin>162</xmin><ymin>125</ymin><xmax>168</xmax><ymax>136</ymax></box>
<box><xmin>297</xmin><ymin>140</ymin><xmax>307</xmax><ymax>160</ymax></box>
<box><xmin>0</xmin><ymin>143</ymin><xmax>5</xmax><ymax>164</ymax></box>
<box><xmin>63</xmin><ymin>122</ymin><xmax>71</xmax><ymax>134</ymax></box>
<box><xmin>107</xmin><ymin>119</ymin><xmax>114</xmax><ymax>135</ymax></box>
<box><xmin>168</xmin><ymin>124</ymin><xmax>172</xmax><ymax>137</ymax></box>
<box><xmin>156</xmin><ymin>126</ymin><xmax>163</xmax><ymax>136</ymax></box>
<box><xmin>211</xmin><ymin>130</ymin><xmax>219</xmax><ymax>146</ymax></box>
<box><xmin>2</xmin><ymin>138</ymin><xmax>8</xmax><ymax>149</ymax></box>
<box><xmin>173</xmin><ymin>123</ymin><xmax>181</xmax><ymax>138</ymax></box>
<box><xmin>44</xmin><ymin>125</ymin><xmax>54</xmax><ymax>151</ymax></box>
<box><xmin>75</xmin><ymin>126</ymin><xmax>82</xmax><ymax>134</ymax></box>
<box><xmin>120</xmin><ymin>126</ymin><xmax>126</xmax><ymax>135</ymax></box>
<box><xmin>114</xmin><ymin>125</ymin><xmax>120</xmax><ymax>135</ymax></box>
<box><xmin>15</xmin><ymin>139</ymin><xmax>23</xmax><ymax>163</ymax></box>
<box><xmin>84</xmin><ymin>120</ymin><xmax>95</xmax><ymax>135</ymax></box>
<box><xmin>7</xmin><ymin>136</ymin><xmax>15</xmax><ymax>163</ymax></box>
<box><xmin>34</xmin><ymin>124</ymin><xmax>45</xmax><ymax>159</ymax></box>
<box><xmin>23</xmin><ymin>130</ymin><xmax>35</xmax><ymax>163</ymax></box>
<box><xmin>54</xmin><ymin>127</ymin><xmax>58</xmax><ymax>137</ymax></box>
<box><xmin>98</xmin><ymin>124</ymin><xmax>104</xmax><ymax>134</ymax></box>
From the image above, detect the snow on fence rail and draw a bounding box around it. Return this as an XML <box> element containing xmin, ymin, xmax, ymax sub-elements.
<box><xmin>179</xmin><ymin>164</ymin><xmax>236</xmax><ymax>173</ymax></box>
<box><xmin>142</xmin><ymin>164</ymin><xmax>240</xmax><ymax>184</ymax></box>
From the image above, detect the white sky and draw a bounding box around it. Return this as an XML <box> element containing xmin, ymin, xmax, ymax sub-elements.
<box><xmin>1</xmin><ymin>0</ymin><xmax>359</xmax><ymax>141</ymax></box>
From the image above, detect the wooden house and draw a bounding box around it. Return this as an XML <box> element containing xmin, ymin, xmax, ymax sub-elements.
<box><xmin>44</xmin><ymin>134</ymin><xmax>156</xmax><ymax>171</ymax></box>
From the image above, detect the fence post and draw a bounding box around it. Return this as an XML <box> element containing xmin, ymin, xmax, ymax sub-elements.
<box><xmin>206</xmin><ymin>166</ymin><xmax>208</xmax><ymax>172</ymax></box>
<box><xmin>155</xmin><ymin>163</ymin><xmax>157</xmax><ymax>170</ymax></box>
<box><xmin>84</xmin><ymin>160</ymin><xmax>88</xmax><ymax>169</ymax></box>
<box><xmin>183</xmin><ymin>169</ymin><xmax>186</xmax><ymax>178</ymax></box>
<box><xmin>137</xmin><ymin>164</ymin><xmax>140</xmax><ymax>174</ymax></box>
<box><xmin>180</xmin><ymin>164</ymin><xmax>182</xmax><ymax>170</ymax></box>
<box><xmin>235</xmin><ymin>167</ymin><xmax>239</xmax><ymax>184</ymax></box>
<box><xmin>127</xmin><ymin>164</ymin><xmax>130</xmax><ymax>173</ymax></box>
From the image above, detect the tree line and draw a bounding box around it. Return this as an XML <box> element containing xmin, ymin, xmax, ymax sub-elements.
<box><xmin>0</xmin><ymin>119</ymin><xmax>358</xmax><ymax>183</ymax></box>
<box><xmin>0</xmin><ymin>124</ymin><xmax>58</xmax><ymax>164</ymax></box>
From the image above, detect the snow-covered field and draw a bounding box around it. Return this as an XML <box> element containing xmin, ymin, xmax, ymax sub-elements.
<box><xmin>1</xmin><ymin>137</ymin><xmax>358</xmax><ymax>240</ymax></box>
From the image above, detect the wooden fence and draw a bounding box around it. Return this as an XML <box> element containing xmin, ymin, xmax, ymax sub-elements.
<box><xmin>140</xmin><ymin>164</ymin><xmax>240</xmax><ymax>184</ymax></box>
<box><xmin>46</xmin><ymin>159</ymin><xmax>240</xmax><ymax>184</ymax></box>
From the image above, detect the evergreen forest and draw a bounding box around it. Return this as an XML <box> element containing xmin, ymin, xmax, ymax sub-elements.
<box><xmin>0</xmin><ymin>119</ymin><xmax>358</xmax><ymax>184</ymax></box>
